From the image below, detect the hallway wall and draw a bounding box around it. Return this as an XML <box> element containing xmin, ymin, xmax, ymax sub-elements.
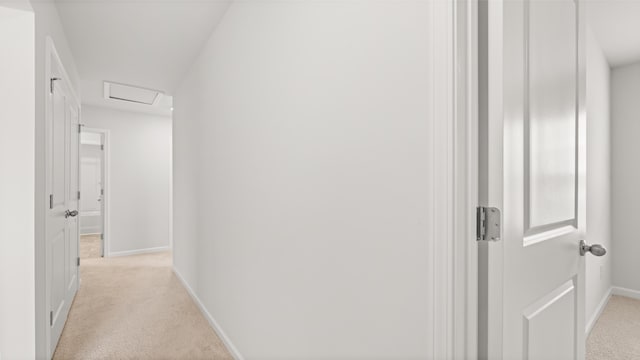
<box><xmin>611</xmin><ymin>61</ymin><xmax>640</xmax><ymax>295</ymax></box>
<box><xmin>0</xmin><ymin>5</ymin><xmax>35</xmax><ymax>358</ymax></box>
<box><xmin>82</xmin><ymin>105</ymin><xmax>172</xmax><ymax>256</ymax></box>
<box><xmin>173</xmin><ymin>2</ymin><xmax>446</xmax><ymax>359</ymax></box>
<box><xmin>585</xmin><ymin>27</ymin><xmax>612</xmax><ymax>333</ymax></box>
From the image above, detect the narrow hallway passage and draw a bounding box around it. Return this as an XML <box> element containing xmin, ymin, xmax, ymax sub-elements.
<box><xmin>52</xmin><ymin>251</ymin><xmax>232</xmax><ymax>359</ymax></box>
<box><xmin>79</xmin><ymin>235</ymin><xmax>101</xmax><ymax>259</ymax></box>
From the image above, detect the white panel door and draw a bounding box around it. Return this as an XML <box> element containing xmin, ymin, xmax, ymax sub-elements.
<box><xmin>80</xmin><ymin>143</ymin><xmax>104</xmax><ymax>237</ymax></box>
<box><xmin>80</xmin><ymin>157</ymin><xmax>102</xmax><ymax>213</ymax></box>
<box><xmin>46</xmin><ymin>75</ymin><xmax>80</xmax><ymax>356</ymax></box>
<box><xmin>481</xmin><ymin>0</ymin><xmax>599</xmax><ymax>358</ymax></box>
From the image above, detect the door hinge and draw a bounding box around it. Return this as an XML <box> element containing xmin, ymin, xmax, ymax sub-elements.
<box><xmin>50</xmin><ymin>77</ymin><xmax>61</xmax><ymax>94</ymax></box>
<box><xmin>78</xmin><ymin>124</ymin><xmax>83</xmax><ymax>133</ymax></box>
<box><xmin>77</xmin><ymin>190</ymin><xmax>81</xmax><ymax>200</ymax></box>
<box><xmin>477</xmin><ymin>206</ymin><xmax>501</xmax><ymax>241</ymax></box>
<box><xmin>77</xmin><ymin>257</ymin><xmax>80</xmax><ymax>267</ymax></box>
<box><xmin>100</xmin><ymin>144</ymin><xmax>104</xmax><ymax>151</ymax></box>
<box><xmin>100</xmin><ymin>188</ymin><xmax>104</xmax><ymax>196</ymax></box>
<box><xmin>49</xmin><ymin>194</ymin><xmax>53</xmax><ymax>209</ymax></box>
<box><xmin>100</xmin><ymin>233</ymin><xmax>104</xmax><ymax>240</ymax></box>
<box><xmin>50</xmin><ymin>311</ymin><xmax>53</xmax><ymax>326</ymax></box>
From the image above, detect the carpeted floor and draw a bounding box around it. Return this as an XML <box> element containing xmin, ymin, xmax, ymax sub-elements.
<box><xmin>80</xmin><ymin>234</ymin><xmax>102</xmax><ymax>259</ymax></box>
<box><xmin>52</xmin><ymin>251</ymin><xmax>233</xmax><ymax>360</ymax></box>
<box><xmin>587</xmin><ymin>295</ymin><xmax>640</xmax><ymax>359</ymax></box>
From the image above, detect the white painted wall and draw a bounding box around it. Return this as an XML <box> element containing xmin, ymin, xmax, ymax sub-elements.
<box><xmin>0</xmin><ymin>6</ymin><xmax>35</xmax><ymax>359</ymax></box>
<box><xmin>82</xmin><ymin>105</ymin><xmax>172</xmax><ymax>256</ymax></box>
<box><xmin>31</xmin><ymin>2</ymin><xmax>82</xmax><ymax>356</ymax></box>
<box><xmin>585</xmin><ymin>28</ymin><xmax>612</xmax><ymax>333</ymax></box>
<box><xmin>611</xmin><ymin>61</ymin><xmax>640</xmax><ymax>294</ymax></box>
<box><xmin>173</xmin><ymin>2</ymin><xmax>446</xmax><ymax>358</ymax></box>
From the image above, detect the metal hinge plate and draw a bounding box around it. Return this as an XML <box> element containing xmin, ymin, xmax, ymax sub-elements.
<box><xmin>50</xmin><ymin>77</ymin><xmax>61</xmax><ymax>94</ymax></box>
<box><xmin>77</xmin><ymin>257</ymin><xmax>80</xmax><ymax>267</ymax></box>
<box><xmin>100</xmin><ymin>144</ymin><xmax>104</xmax><ymax>151</ymax></box>
<box><xmin>49</xmin><ymin>194</ymin><xmax>53</xmax><ymax>209</ymax></box>
<box><xmin>477</xmin><ymin>206</ymin><xmax>501</xmax><ymax>241</ymax></box>
<box><xmin>50</xmin><ymin>311</ymin><xmax>53</xmax><ymax>326</ymax></box>
<box><xmin>78</xmin><ymin>190</ymin><xmax>81</xmax><ymax>200</ymax></box>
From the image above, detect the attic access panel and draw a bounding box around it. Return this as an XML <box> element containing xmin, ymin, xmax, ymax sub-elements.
<box><xmin>103</xmin><ymin>81</ymin><xmax>162</xmax><ymax>106</ymax></box>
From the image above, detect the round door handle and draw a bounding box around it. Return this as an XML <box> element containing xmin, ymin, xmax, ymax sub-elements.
<box><xmin>65</xmin><ymin>210</ymin><xmax>79</xmax><ymax>218</ymax></box>
<box><xmin>580</xmin><ymin>240</ymin><xmax>607</xmax><ymax>257</ymax></box>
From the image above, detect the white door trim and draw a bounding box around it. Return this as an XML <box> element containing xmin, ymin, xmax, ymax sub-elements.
<box><xmin>453</xmin><ymin>0</ymin><xmax>479</xmax><ymax>357</ymax></box>
<box><xmin>432</xmin><ymin>0</ymin><xmax>479</xmax><ymax>357</ymax></box>
<box><xmin>478</xmin><ymin>0</ymin><xmax>505</xmax><ymax>357</ymax></box>
<box><xmin>82</xmin><ymin>127</ymin><xmax>111</xmax><ymax>257</ymax></box>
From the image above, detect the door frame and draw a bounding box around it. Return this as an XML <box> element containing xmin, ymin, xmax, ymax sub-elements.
<box><xmin>81</xmin><ymin>127</ymin><xmax>111</xmax><ymax>257</ymax></box>
<box><xmin>422</xmin><ymin>0</ymin><xmax>480</xmax><ymax>357</ymax></box>
<box><xmin>426</xmin><ymin>0</ymin><xmax>480</xmax><ymax>356</ymax></box>
<box><xmin>477</xmin><ymin>0</ymin><xmax>505</xmax><ymax>357</ymax></box>
<box><xmin>453</xmin><ymin>0</ymin><xmax>479</xmax><ymax>358</ymax></box>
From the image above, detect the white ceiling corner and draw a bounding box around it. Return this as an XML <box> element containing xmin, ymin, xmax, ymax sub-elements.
<box><xmin>587</xmin><ymin>0</ymin><xmax>640</xmax><ymax>68</ymax></box>
<box><xmin>55</xmin><ymin>0</ymin><xmax>232</xmax><ymax>114</ymax></box>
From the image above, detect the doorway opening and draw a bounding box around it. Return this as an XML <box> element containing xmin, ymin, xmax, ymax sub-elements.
<box><xmin>79</xmin><ymin>128</ymin><xmax>108</xmax><ymax>259</ymax></box>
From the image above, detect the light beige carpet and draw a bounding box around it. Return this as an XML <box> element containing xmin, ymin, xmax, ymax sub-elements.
<box><xmin>52</xmin><ymin>251</ymin><xmax>233</xmax><ymax>360</ymax></box>
<box><xmin>80</xmin><ymin>234</ymin><xmax>102</xmax><ymax>259</ymax></box>
<box><xmin>588</xmin><ymin>295</ymin><xmax>640</xmax><ymax>360</ymax></box>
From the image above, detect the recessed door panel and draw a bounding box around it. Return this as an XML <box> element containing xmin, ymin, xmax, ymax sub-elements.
<box><xmin>52</xmin><ymin>86</ymin><xmax>67</xmax><ymax>209</ymax></box>
<box><xmin>527</xmin><ymin>0</ymin><xmax>577</xmax><ymax>231</ymax></box>
<box><xmin>50</xmin><ymin>230</ymin><xmax>66</xmax><ymax>319</ymax></box>
<box><xmin>523</xmin><ymin>280</ymin><xmax>576</xmax><ymax>360</ymax></box>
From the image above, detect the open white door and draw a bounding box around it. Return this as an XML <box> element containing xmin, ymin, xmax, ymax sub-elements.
<box><xmin>45</xmin><ymin>40</ymin><xmax>80</xmax><ymax>357</ymax></box>
<box><xmin>479</xmin><ymin>0</ymin><xmax>602</xmax><ymax>358</ymax></box>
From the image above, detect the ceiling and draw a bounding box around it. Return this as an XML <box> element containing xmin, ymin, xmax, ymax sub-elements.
<box><xmin>56</xmin><ymin>0</ymin><xmax>231</xmax><ymax>115</ymax></box>
<box><xmin>56</xmin><ymin>0</ymin><xmax>640</xmax><ymax>113</ymax></box>
<box><xmin>588</xmin><ymin>0</ymin><xmax>640</xmax><ymax>68</ymax></box>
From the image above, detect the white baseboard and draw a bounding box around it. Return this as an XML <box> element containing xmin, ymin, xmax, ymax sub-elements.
<box><xmin>108</xmin><ymin>246</ymin><xmax>170</xmax><ymax>257</ymax></box>
<box><xmin>173</xmin><ymin>267</ymin><xmax>244</xmax><ymax>360</ymax></box>
<box><xmin>586</xmin><ymin>287</ymin><xmax>612</xmax><ymax>336</ymax></box>
<box><xmin>80</xmin><ymin>232</ymin><xmax>102</xmax><ymax>237</ymax></box>
<box><xmin>612</xmin><ymin>286</ymin><xmax>640</xmax><ymax>300</ymax></box>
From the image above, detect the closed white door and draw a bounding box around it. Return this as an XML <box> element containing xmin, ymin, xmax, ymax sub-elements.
<box><xmin>80</xmin><ymin>142</ymin><xmax>103</xmax><ymax>235</ymax></box>
<box><xmin>80</xmin><ymin>157</ymin><xmax>101</xmax><ymax>212</ymax></box>
<box><xmin>481</xmin><ymin>0</ymin><xmax>604</xmax><ymax>358</ymax></box>
<box><xmin>46</xmin><ymin>75</ymin><xmax>80</xmax><ymax>355</ymax></box>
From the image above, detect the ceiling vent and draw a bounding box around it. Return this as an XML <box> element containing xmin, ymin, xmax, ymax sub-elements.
<box><xmin>103</xmin><ymin>81</ymin><xmax>163</xmax><ymax>106</ymax></box>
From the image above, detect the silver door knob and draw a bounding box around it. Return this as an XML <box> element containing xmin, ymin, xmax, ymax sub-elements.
<box><xmin>580</xmin><ymin>240</ymin><xmax>606</xmax><ymax>257</ymax></box>
<box><xmin>65</xmin><ymin>210</ymin><xmax>79</xmax><ymax>218</ymax></box>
